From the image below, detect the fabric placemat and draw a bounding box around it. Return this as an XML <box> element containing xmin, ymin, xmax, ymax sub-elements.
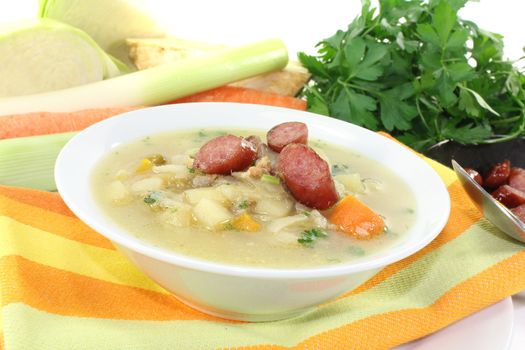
<box><xmin>0</xmin><ymin>153</ymin><xmax>524</xmax><ymax>349</ymax></box>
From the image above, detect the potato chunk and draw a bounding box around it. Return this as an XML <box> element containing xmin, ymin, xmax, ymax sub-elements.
<box><xmin>184</xmin><ymin>187</ymin><xmax>227</xmax><ymax>205</ymax></box>
<box><xmin>130</xmin><ymin>176</ymin><xmax>164</xmax><ymax>193</ymax></box>
<box><xmin>335</xmin><ymin>174</ymin><xmax>365</xmax><ymax>194</ymax></box>
<box><xmin>254</xmin><ymin>197</ymin><xmax>293</xmax><ymax>218</ymax></box>
<box><xmin>193</xmin><ymin>198</ymin><xmax>232</xmax><ymax>229</ymax></box>
<box><xmin>108</xmin><ymin>180</ymin><xmax>130</xmax><ymax>203</ymax></box>
<box><xmin>163</xmin><ymin>203</ymin><xmax>193</xmax><ymax>227</ymax></box>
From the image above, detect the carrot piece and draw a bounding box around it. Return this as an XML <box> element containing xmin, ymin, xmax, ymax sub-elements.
<box><xmin>0</xmin><ymin>107</ymin><xmax>141</xmax><ymax>139</ymax></box>
<box><xmin>231</xmin><ymin>213</ymin><xmax>261</xmax><ymax>232</ymax></box>
<box><xmin>173</xmin><ymin>86</ymin><xmax>307</xmax><ymax>111</ymax></box>
<box><xmin>0</xmin><ymin>87</ymin><xmax>306</xmax><ymax>140</ymax></box>
<box><xmin>328</xmin><ymin>195</ymin><xmax>385</xmax><ymax>240</ymax></box>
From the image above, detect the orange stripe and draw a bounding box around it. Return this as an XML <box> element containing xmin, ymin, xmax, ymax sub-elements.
<box><xmin>0</xmin><ymin>186</ymin><xmax>74</xmax><ymax>217</ymax></box>
<box><xmin>233</xmin><ymin>250</ymin><xmax>525</xmax><ymax>350</ymax></box>
<box><xmin>347</xmin><ymin>180</ymin><xmax>481</xmax><ymax>295</ymax></box>
<box><xmin>0</xmin><ymin>193</ymin><xmax>113</xmax><ymax>250</ymax></box>
<box><xmin>0</xmin><ymin>255</ymin><xmax>238</xmax><ymax>323</ymax></box>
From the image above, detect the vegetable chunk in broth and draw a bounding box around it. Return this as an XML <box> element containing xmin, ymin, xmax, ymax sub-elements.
<box><xmin>91</xmin><ymin>126</ymin><xmax>416</xmax><ymax>268</ymax></box>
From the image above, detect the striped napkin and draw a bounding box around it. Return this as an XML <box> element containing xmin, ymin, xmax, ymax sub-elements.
<box><xmin>1</xmin><ymin>157</ymin><xmax>525</xmax><ymax>349</ymax></box>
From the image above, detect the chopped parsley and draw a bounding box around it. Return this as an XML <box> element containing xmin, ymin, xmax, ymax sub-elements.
<box><xmin>188</xmin><ymin>167</ymin><xmax>196</xmax><ymax>174</ymax></box>
<box><xmin>143</xmin><ymin>196</ymin><xmax>156</xmax><ymax>204</ymax></box>
<box><xmin>143</xmin><ymin>192</ymin><xmax>161</xmax><ymax>205</ymax></box>
<box><xmin>298</xmin><ymin>228</ymin><xmax>328</xmax><ymax>247</ymax></box>
<box><xmin>238</xmin><ymin>200</ymin><xmax>249</xmax><ymax>209</ymax></box>
<box><xmin>301</xmin><ymin>211</ymin><xmax>311</xmax><ymax>217</ymax></box>
<box><xmin>223</xmin><ymin>222</ymin><xmax>235</xmax><ymax>231</ymax></box>
<box><xmin>331</xmin><ymin>164</ymin><xmax>349</xmax><ymax>175</ymax></box>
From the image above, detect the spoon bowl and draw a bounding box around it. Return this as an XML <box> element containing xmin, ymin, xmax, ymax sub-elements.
<box><xmin>452</xmin><ymin>160</ymin><xmax>525</xmax><ymax>243</ymax></box>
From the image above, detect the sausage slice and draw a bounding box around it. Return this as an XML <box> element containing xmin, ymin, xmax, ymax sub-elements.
<box><xmin>267</xmin><ymin>122</ymin><xmax>308</xmax><ymax>152</ymax></box>
<box><xmin>491</xmin><ymin>185</ymin><xmax>525</xmax><ymax>208</ymax></box>
<box><xmin>509</xmin><ymin>167</ymin><xmax>525</xmax><ymax>192</ymax></box>
<box><xmin>277</xmin><ymin>144</ymin><xmax>338</xmax><ymax>210</ymax></box>
<box><xmin>484</xmin><ymin>160</ymin><xmax>511</xmax><ymax>189</ymax></box>
<box><xmin>194</xmin><ymin>135</ymin><xmax>257</xmax><ymax>175</ymax></box>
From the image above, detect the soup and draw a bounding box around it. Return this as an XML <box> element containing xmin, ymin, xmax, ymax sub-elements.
<box><xmin>91</xmin><ymin>124</ymin><xmax>416</xmax><ymax>268</ymax></box>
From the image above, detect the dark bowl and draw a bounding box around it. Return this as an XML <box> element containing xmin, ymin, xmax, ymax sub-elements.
<box><xmin>424</xmin><ymin>138</ymin><xmax>525</xmax><ymax>174</ymax></box>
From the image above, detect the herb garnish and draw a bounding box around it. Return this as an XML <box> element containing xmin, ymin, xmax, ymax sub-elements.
<box><xmin>143</xmin><ymin>192</ymin><xmax>161</xmax><ymax>205</ymax></box>
<box><xmin>298</xmin><ymin>228</ymin><xmax>328</xmax><ymax>247</ymax></box>
<box><xmin>299</xmin><ymin>0</ymin><xmax>525</xmax><ymax>150</ymax></box>
<box><xmin>238</xmin><ymin>200</ymin><xmax>249</xmax><ymax>209</ymax></box>
<box><xmin>143</xmin><ymin>195</ymin><xmax>156</xmax><ymax>204</ymax></box>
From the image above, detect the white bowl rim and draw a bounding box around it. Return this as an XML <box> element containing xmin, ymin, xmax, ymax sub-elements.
<box><xmin>55</xmin><ymin>102</ymin><xmax>451</xmax><ymax>280</ymax></box>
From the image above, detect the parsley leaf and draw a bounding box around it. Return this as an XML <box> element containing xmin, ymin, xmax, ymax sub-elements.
<box><xmin>238</xmin><ymin>200</ymin><xmax>249</xmax><ymax>209</ymax></box>
<box><xmin>298</xmin><ymin>228</ymin><xmax>328</xmax><ymax>247</ymax></box>
<box><xmin>299</xmin><ymin>0</ymin><xmax>525</xmax><ymax>150</ymax></box>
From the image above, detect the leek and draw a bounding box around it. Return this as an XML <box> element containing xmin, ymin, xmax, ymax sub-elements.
<box><xmin>0</xmin><ymin>38</ymin><xmax>288</xmax><ymax>116</ymax></box>
<box><xmin>0</xmin><ymin>132</ymin><xmax>75</xmax><ymax>191</ymax></box>
<box><xmin>261</xmin><ymin>174</ymin><xmax>280</xmax><ymax>185</ymax></box>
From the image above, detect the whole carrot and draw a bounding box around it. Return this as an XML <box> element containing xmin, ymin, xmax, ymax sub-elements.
<box><xmin>0</xmin><ymin>87</ymin><xmax>306</xmax><ymax>139</ymax></box>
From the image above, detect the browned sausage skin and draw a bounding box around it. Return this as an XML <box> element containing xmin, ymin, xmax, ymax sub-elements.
<box><xmin>491</xmin><ymin>185</ymin><xmax>525</xmax><ymax>208</ymax></box>
<box><xmin>484</xmin><ymin>160</ymin><xmax>511</xmax><ymax>189</ymax></box>
<box><xmin>194</xmin><ymin>135</ymin><xmax>257</xmax><ymax>175</ymax></box>
<box><xmin>277</xmin><ymin>143</ymin><xmax>339</xmax><ymax>210</ymax></box>
<box><xmin>267</xmin><ymin>122</ymin><xmax>308</xmax><ymax>153</ymax></box>
<box><xmin>464</xmin><ymin>168</ymin><xmax>483</xmax><ymax>186</ymax></box>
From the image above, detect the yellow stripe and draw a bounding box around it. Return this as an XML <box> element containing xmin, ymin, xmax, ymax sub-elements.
<box><xmin>0</xmin><ymin>216</ymin><xmax>166</xmax><ymax>294</ymax></box>
<box><xmin>1</xmin><ymin>217</ymin><xmax>523</xmax><ymax>349</ymax></box>
<box><xmin>423</xmin><ymin>157</ymin><xmax>456</xmax><ymax>187</ymax></box>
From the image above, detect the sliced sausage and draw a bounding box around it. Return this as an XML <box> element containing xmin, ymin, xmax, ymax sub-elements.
<box><xmin>267</xmin><ymin>122</ymin><xmax>308</xmax><ymax>152</ymax></box>
<box><xmin>491</xmin><ymin>185</ymin><xmax>525</xmax><ymax>208</ymax></box>
<box><xmin>484</xmin><ymin>160</ymin><xmax>511</xmax><ymax>189</ymax></box>
<box><xmin>277</xmin><ymin>143</ymin><xmax>338</xmax><ymax>210</ymax></box>
<box><xmin>464</xmin><ymin>168</ymin><xmax>483</xmax><ymax>186</ymax></box>
<box><xmin>509</xmin><ymin>167</ymin><xmax>525</xmax><ymax>192</ymax></box>
<box><xmin>511</xmin><ymin>204</ymin><xmax>525</xmax><ymax>223</ymax></box>
<box><xmin>194</xmin><ymin>135</ymin><xmax>257</xmax><ymax>175</ymax></box>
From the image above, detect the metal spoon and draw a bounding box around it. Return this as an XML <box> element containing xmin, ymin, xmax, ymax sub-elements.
<box><xmin>452</xmin><ymin>160</ymin><xmax>525</xmax><ymax>243</ymax></box>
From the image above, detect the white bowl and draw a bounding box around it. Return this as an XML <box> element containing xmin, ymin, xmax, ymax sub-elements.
<box><xmin>55</xmin><ymin>103</ymin><xmax>450</xmax><ymax>322</ymax></box>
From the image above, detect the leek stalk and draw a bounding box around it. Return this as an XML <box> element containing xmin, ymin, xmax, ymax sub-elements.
<box><xmin>0</xmin><ymin>132</ymin><xmax>75</xmax><ymax>190</ymax></box>
<box><xmin>0</xmin><ymin>39</ymin><xmax>288</xmax><ymax>116</ymax></box>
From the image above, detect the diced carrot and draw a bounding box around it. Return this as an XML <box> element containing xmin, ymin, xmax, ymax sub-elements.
<box><xmin>231</xmin><ymin>213</ymin><xmax>261</xmax><ymax>232</ymax></box>
<box><xmin>0</xmin><ymin>87</ymin><xmax>306</xmax><ymax>140</ymax></box>
<box><xmin>173</xmin><ymin>86</ymin><xmax>307</xmax><ymax>111</ymax></box>
<box><xmin>328</xmin><ymin>195</ymin><xmax>385</xmax><ymax>240</ymax></box>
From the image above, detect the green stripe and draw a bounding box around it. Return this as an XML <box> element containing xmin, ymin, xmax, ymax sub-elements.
<box><xmin>3</xmin><ymin>219</ymin><xmax>524</xmax><ymax>349</ymax></box>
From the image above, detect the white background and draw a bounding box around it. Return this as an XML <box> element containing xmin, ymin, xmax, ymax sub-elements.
<box><xmin>1</xmin><ymin>0</ymin><xmax>523</xmax><ymax>60</ymax></box>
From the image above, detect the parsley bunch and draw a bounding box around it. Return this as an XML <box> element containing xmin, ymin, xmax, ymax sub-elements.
<box><xmin>299</xmin><ymin>0</ymin><xmax>525</xmax><ymax>150</ymax></box>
